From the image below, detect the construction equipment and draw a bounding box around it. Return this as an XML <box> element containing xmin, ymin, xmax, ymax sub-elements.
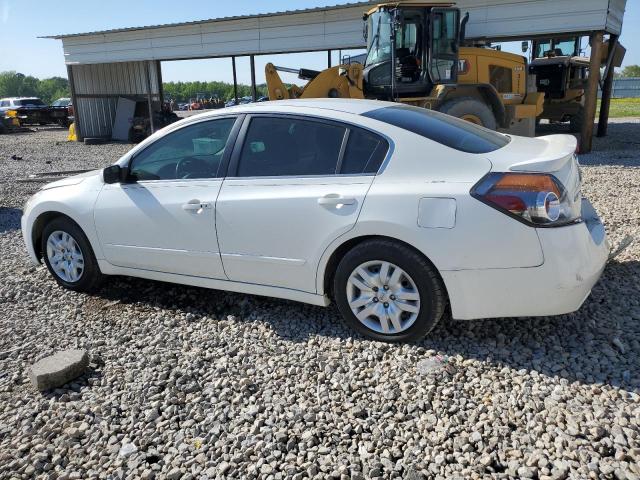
<box><xmin>528</xmin><ymin>36</ymin><xmax>625</xmax><ymax>132</ymax></box>
<box><xmin>265</xmin><ymin>1</ymin><xmax>544</xmax><ymax>136</ymax></box>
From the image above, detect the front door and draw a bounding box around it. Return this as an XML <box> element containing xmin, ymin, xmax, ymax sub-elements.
<box><xmin>216</xmin><ymin>114</ymin><xmax>389</xmax><ymax>293</ymax></box>
<box><xmin>94</xmin><ymin>116</ymin><xmax>240</xmax><ymax>278</ymax></box>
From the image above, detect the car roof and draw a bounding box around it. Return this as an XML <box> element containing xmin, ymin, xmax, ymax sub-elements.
<box><xmin>1</xmin><ymin>97</ymin><xmax>42</xmax><ymax>100</ymax></box>
<box><xmin>225</xmin><ymin>98</ymin><xmax>393</xmax><ymax>116</ymax></box>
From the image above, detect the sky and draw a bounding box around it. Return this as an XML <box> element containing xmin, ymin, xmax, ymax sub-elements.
<box><xmin>1</xmin><ymin>0</ymin><xmax>638</xmax><ymax>87</ymax></box>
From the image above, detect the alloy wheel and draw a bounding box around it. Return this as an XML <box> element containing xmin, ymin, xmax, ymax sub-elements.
<box><xmin>346</xmin><ymin>260</ymin><xmax>421</xmax><ymax>335</ymax></box>
<box><xmin>46</xmin><ymin>230</ymin><xmax>85</xmax><ymax>283</ymax></box>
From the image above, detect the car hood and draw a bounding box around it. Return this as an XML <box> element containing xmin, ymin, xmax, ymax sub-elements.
<box><xmin>40</xmin><ymin>169</ymin><xmax>102</xmax><ymax>191</ymax></box>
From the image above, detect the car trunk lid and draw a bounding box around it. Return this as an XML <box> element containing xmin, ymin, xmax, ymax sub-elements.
<box><xmin>488</xmin><ymin>134</ymin><xmax>581</xmax><ymax>205</ymax></box>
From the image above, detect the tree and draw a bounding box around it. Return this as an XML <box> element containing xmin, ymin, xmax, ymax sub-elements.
<box><xmin>0</xmin><ymin>71</ymin><xmax>25</xmax><ymax>98</ymax></box>
<box><xmin>0</xmin><ymin>71</ymin><xmax>70</xmax><ymax>103</ymax></box>
<box><xmin>38</xmin><ymin>77</ymin><xmax>71</xmax><ymax>103</ymax></box>
<box><xmin>620</xmin><ymin>65</ymin><xmax>640</xmax><ymax>78</ymax></box>
<box><xmin>162</xmin><ymin>80</ymin><xmax>267</xmax><ymax>102</ymax></box>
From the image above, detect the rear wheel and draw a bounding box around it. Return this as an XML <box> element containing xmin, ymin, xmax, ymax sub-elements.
<box><xmin>438</xmin><ymin>97</ymin><xmax>497</xmax><ymax>130</ymax></box>
<box><xmin>333</xmin><ymin>239</ymin><xmax>447</xmax><ymax>342</ymax></box>
<box><xmin>41</xmin><ymin>217</ymin><xmax>103</xmax><ymax>292</ymax></box>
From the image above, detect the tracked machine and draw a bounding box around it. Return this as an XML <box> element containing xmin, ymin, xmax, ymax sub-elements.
<box><xmin>265</xmin><ymin>1</ymin><xmax>544</xmax><ymax>136</ymax></box>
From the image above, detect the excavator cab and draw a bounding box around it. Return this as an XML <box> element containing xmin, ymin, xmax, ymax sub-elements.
<box><xmin>363</xmin><ymin>4</ymin><xmax>460</xmax><ymax>99</ymax></box>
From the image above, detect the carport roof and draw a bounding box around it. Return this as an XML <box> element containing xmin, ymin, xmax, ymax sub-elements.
<box><xmin>41</xmin><ymin>1</ymin><xmax>374</xmax><ymax>39</ymax></box>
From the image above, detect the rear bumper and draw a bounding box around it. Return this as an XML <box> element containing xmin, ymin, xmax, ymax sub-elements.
<box><xmin>442</xmin><ymin>199</ymin><xmax>609</xmax><ymax>320</ymax></box>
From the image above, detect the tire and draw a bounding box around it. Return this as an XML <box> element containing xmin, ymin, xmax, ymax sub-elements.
<box><xmin>41</xmin><ymin>217</ymin><xmax>103</xmax><ymax>293</ymax></box>
<box><xmin>569</xmin><ymin>106</ymin><xmax>584</xmax><ymax>133</ymax></box>
<box><xmin>333</xmin><ymin>239</ymin><xmax>447</xmax><ymax>342</ymax></box>
<box><xmin>438</xmin><ymin>97</ymin><xmax>497</xmax><ymax>130</ymax></box>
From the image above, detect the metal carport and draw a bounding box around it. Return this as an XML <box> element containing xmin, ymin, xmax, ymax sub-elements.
<box><xmin>44</xmin><ymin>0</ymin><xmax>627</xmax><ymax>152</ymax></box>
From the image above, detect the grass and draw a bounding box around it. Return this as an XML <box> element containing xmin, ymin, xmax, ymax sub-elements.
<box><xmin>597</xmin><ymin>98</ymin><xmax>640</xmax><ymax>118</ymax></box>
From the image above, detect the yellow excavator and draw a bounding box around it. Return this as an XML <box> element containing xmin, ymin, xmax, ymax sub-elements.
<box><xmin>265</xmin><ymin>1</ymin><xmax>544</xmax><ymax>135</ymax></box>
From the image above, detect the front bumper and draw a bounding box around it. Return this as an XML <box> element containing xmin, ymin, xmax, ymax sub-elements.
<box><xmin>21</xmin><ymin>213</ymin><xmax>41</xmax><ymax>266</ymax></box>
<box><xmin>442</xmin><ymin>199</ymin><xmax>609</xmax><ymax>320</ymax></box>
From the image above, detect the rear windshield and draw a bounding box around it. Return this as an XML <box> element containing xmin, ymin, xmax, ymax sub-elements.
<box><xmin>362</xmin><ymin>105</ymin><xmax>510</xmax><ymax>154</ymax></box>
<box><xmin>16</xmin><ymin>98</ymin><xmax>45</xmax><ymax>106</ymax></box>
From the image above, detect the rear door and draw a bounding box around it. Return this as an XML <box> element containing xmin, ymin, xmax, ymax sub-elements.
<box><xmin>216</xmin><ymin>114</ymin><xmax>390</xmax><ymax>293</ymax></box>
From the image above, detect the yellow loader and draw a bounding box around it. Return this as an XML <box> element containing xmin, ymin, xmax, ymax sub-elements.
<box><xmin>266</xmin><ymin>1</ymin><xmax>544</xmax><ymax>136</ymax></box>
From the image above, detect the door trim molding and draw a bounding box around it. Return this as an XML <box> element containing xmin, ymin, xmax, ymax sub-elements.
<box><xmin>221</xmin><ymin>253</ymin><xmax>306</xmax><ymax>266</ymax></box>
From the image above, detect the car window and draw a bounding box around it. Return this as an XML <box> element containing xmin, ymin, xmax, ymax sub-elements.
<box><xmin>0</xmin><ymin>100</ymin><xmax>8</xmax><ymax>107</ymax></box>
<box><xmin>129</xmin><ymin>118</ymin><xmax>236</xmax><ymax>181</ymax></box>
<box><xmin>340</xmin><ymin>128</ymin><xmax>389</xmax><ymax>174</ymax></box>
<box><xmin>52</xmin><ymin>98</ymin><xmax>70</xmax><ymax>107</ymax></box>
<box><xmin>236</xmin><ymin>117</ymin><xmax>347</xmax><ymax>177</ymax></box>
<box><xmin>16</xmin><ymin>99</ymin><xmax>45</xmax><ymax>106</ymax></box>
<box><xmin>363</xmin><ymin>105</ymin><xmax>510</xmax><ymax>154</ymax></box>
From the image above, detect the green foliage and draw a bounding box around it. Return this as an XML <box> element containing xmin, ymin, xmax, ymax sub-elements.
<box><xmin>619</xmin><ymin>65</ymin><xmax>640</xmax><ymax>78</ymax></box>
<box><xmin>0</xmin><ymin>71</ymin><xmax>70</xmax><ymax>103</ymax></box>
<box><xmin>163</xmin><ymin>81</ymin><xmax>268</xmax><ymax>102</ymax></box>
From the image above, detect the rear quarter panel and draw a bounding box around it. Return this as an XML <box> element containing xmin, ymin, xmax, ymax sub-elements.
<box><xmin>315</xmin><ymin>129</ymin><xmax>544</xmax><ymax>293</ymax></box>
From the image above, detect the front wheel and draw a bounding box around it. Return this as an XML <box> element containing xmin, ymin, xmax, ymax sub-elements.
<box><xmin>41</xmin><ymin>217</ymin><xmax>103</xmax><ymax>292</ymax></box>
<box><xmin>333</xmin><ymin>239</ymin><xmax>447</xmax><ymax>342</ymax></box>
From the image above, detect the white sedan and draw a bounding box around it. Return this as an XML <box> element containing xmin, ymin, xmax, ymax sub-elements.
<box><xmin>22</xmin><ymin>99</ymin><xmax>609</xmax><ymax>342</ymax></box>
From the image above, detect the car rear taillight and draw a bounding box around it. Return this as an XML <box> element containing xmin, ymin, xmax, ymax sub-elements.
<box><xmin>471</xmin><ymin>172</ymin><xmax>580</xmax><ymax>227</ymax></box>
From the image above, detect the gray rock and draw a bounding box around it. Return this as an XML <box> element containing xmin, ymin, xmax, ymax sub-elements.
<box><xmin>119</xmin><ymin>443</ymin><xmax>138</xmax><ymax>457</ymax></box>
<box><xmin>166</xmin><ymin>468</ymin><xmax>183</xmax><ymax>480</ymax></box>
<box><xmin>29</xmin><ymin>350</ymin><xmax>89</xmax><ymax>391</ymax></box>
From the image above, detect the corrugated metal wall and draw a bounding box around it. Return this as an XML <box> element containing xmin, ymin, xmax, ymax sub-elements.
<box><xmin>598</xmin><ymin>78</ymin><xmax>640</xmax><ymax>99</ymax></box>
<box><xmin>71</xmin><ymin>61</ymin><xmax>161</xmax><ymax>138</ymax></box>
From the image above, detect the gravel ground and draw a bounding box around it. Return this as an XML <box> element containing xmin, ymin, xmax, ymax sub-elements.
<box><xmin>1</xmin><ymin>124</ymin><xmax>639</xmax><ymax>480</ymax></box>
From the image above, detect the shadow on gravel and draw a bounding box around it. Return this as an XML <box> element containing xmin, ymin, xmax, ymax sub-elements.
<box><xmin>422</xmin><ymin>259</ymin><xmax>640</xmax><ymax>392</ymax></box>
<box><xmin>84</xmin><ymin>258</ymin><xmax>639</xmax><ymax>392</ymax></box>
<box><xmin>40</xmin><ymin>366</ymin><xmax>103</xmax><ymax>399</ymax></box>
<box><xmin>0</xmin><ymin>207</ymin><xmax>22</xmax><ymax>234</ymax></box>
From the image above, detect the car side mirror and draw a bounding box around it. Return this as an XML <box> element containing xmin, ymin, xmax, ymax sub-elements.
<box><xmin>103</xmin><ymin>165</ymin><xmax>128</xmax><ymax>184</ymax></box>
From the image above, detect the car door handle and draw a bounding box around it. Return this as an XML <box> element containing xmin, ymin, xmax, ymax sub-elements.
<box><xmin>318</xmin><ymin>194</ymin><xmax>356</xmax><ymax>207</ymax></box>
<box><xmin>182</xmin><ymin>200</ymin><xmax>211</xmax><ymax>213</ymax></box>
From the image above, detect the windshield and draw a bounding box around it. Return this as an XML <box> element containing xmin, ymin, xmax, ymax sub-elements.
<box><xmin>16</xmin><ymin>98</ymin><xmax>45</xmax><ymax>106</ymax></box>
<box><xmin>535</xmin><ymin>38</ymin><xmax>578</xmax><ymax>58</ymax></box>
<box><xmin>365</xmin><ymin>11</ymin><xmax>393</xmax><ymax>66</ymax></box>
